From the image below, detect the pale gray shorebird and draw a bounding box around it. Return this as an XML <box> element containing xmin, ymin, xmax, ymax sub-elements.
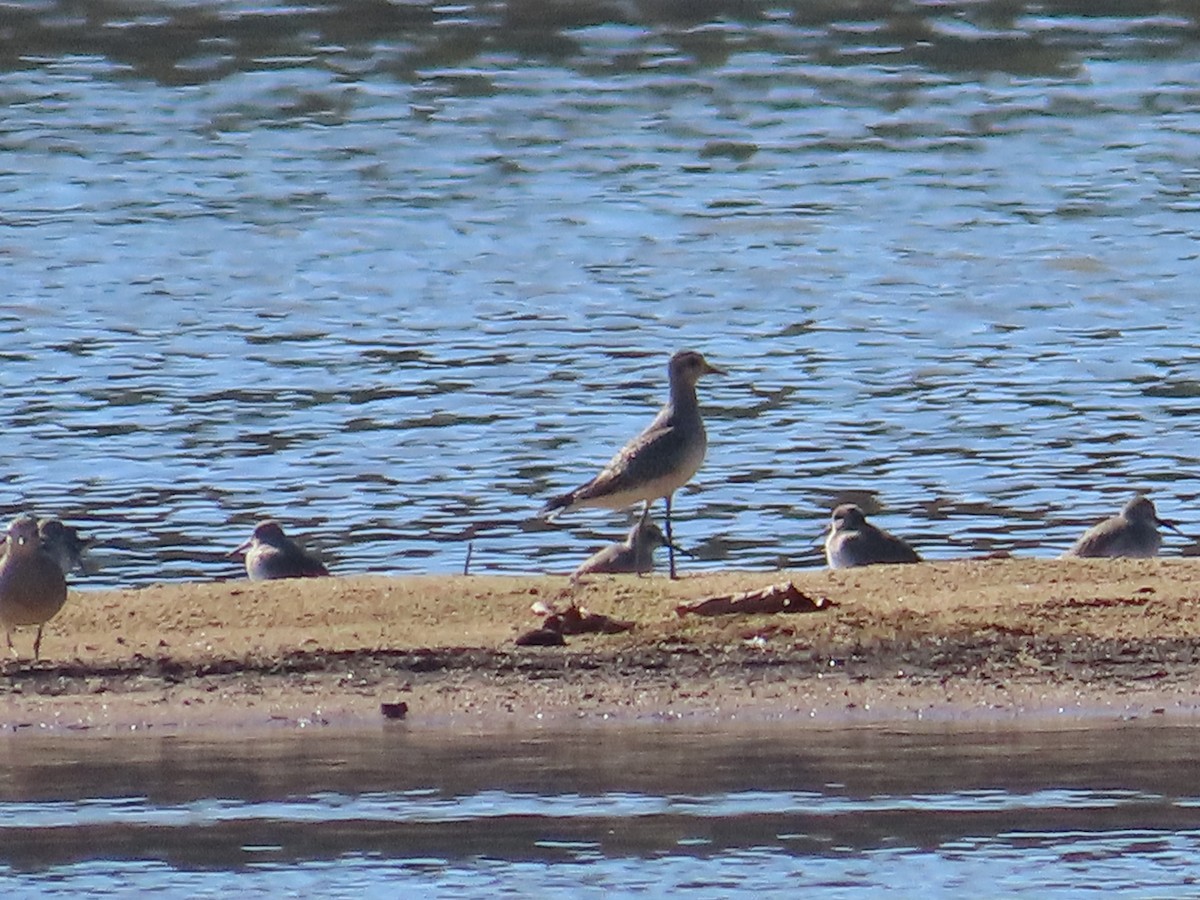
<box><xmin>541</xmin><ymin>349</ymin><xmax>724</xmax><ymax>580</ymax></box>
<box><xmin>231</xmin><ymin>520</ymin><xmax>330</xmax><ymax>580</ymax></box>
<box><xmin>572</xmin><ymin>514</ymin><xmax>688</xmax><ymax>580</ymax></box>
<box><xmin>1062</xmin><ymin>494</ymin><xmax>1183</xmax><ymax>559</ymax></box>
<box><xmin>824</xmin><ymin>503</ymin><xmax>922</xmax><ymax>569</ymax></box>
<box><xmin>37</xmin><ymin>518</ymin><xmax>92</xmax><ymax>575</ymax></box>
<box><xmin>0</xmin><ymin>515</ymin><xmax>69</xmax><ymax>659</ymax></box>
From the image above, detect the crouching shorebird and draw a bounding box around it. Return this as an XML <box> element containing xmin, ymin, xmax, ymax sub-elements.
<box><xmin>541</xmin><ymin>349</ymin><xmax>724</xmax><ymax>579</ymax></box>
<box><xmin>572</xmin><ymin>514</ymin><xmax>689</xmax><ymax>581</ymax></box>
<box><xmin>0</xmin><ymin>515</ymin><xmax>69</xmax><ymax>659</ymax></box>
<box><xmin>231</xmin><ymin>520</ymin><xmax>330</xmax><ymax>580</ymax></box>
<box><xmin>1062</xmin><ymin>494</ymin><xmax>1183</xmax><ymax>559</ymax></box>
<box><xmin>824</xmin><ymin>503</ymin><xmax>922</xmax><ymax>569</ymax></box>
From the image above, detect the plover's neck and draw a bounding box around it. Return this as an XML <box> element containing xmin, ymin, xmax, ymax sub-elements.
<box><xmin>668</xmin><ymin>377</ymin><xmax>700</xmax><ymax>417</ymax></box>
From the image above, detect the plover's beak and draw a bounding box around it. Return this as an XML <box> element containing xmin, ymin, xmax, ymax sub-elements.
<box><xmin>670</xmin><ymin>541</ymin><xmax>696</xmax><ymax>559</ymax></box>
<box><xmin>229</xmin><ymin>538</ymin><xmax>253</xmax><ymax>558</ymax></box>
<box><xmin>704</xmin><ymin>361</ymin><xmax>727</xmax><ymax>376</ymax></box>
<box><xmin>1159</xmin><ymin>517</ymin><xmax>1187</xmax><ymax>537</ymax></box>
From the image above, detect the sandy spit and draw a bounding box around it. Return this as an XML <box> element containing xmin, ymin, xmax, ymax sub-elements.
<box><xmin>3</xmin><ymin>558</ymin><xmax>1200</xmax><ymax>734</ymax></box>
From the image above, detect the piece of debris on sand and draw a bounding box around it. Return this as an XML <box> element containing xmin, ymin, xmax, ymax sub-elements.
<box><xmin>674</xmin><ymin>581</ymin><xmax>833</xmax><ymax>618</ymax></box>
<box><xmin>380</xmin><ymin>701</ymin><xmax>409</xmax><ymax>720</ymax></box>
<box><xmin>514</xmin><ymin>627</ymin><xmax>567</xmax><ymax>647</ymax></box>
<box><xmin>515</xmin><ymin>601</ymin><xmax>635</xmax><ymax>646</ymax></box>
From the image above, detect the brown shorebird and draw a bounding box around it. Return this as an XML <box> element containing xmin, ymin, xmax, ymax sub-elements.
<box><xmin>230</xmin><ymin>520</ymin><xmax>330</xmax><ymax>580</ymax></box>
<box><xmin>37</xmin><ymin>518</ymin><xmax>92</xmax><ymax>575</ymax></box>
<box><xmin>0</xmin><ymin>515</ymin><xmax>69</xmax><ymax>659</ymax></box>
<box><xmin>572</xmin><ymin>513</ymin><xmax>687</xmax><ymax>580</ymax></box>
<box><xmin>1062</xmin><ymin>494</ymin><xmax>1183</xmax><ymax>558</ymax></box>
<box><xmin>824</xmin><ymin>503</ymin><xmax>922</xmax><ymax>569</ymax></box>
<box><xmin>541</xmin><ymin>349</ymin><xmax>723</xmax><ymax>579</ymax></box>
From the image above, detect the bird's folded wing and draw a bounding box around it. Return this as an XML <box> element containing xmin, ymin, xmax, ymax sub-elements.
<box><xmin>574</xmin><ymin>421</ymin><xmax>685</xmax><ymax>501</ymax></box>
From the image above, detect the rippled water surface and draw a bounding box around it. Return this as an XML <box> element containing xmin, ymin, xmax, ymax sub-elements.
<box><xmin>5</xmin><ymin>1</ymin><xmax>1200</xmax><ymax>585</ymax></box>
<box><xmin>3</xmin><ymin>723</ymin><xmax>1200</xmax><ymax>896</ymax></box>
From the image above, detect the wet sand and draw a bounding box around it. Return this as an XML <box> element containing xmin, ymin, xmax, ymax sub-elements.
<box><xmin>4</xmin><ymin>558</ymin><xmax>1200</xmax><ymax>734</ymax></box>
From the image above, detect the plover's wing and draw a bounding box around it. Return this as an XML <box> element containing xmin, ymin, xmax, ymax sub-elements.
<box><xmin>567</xmin><ymin>416</ymin><xmax>695</xmax><ymax>507</ymax></box>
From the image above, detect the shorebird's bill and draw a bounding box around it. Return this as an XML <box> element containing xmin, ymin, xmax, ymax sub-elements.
<box><xmin>1159</xmin><ymin>517</ymin><xmax>1187</xmax><ymax>537</ymax></box>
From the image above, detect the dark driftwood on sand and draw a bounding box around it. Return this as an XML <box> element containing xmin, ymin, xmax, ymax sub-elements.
<box><xmin>675</xmin><ymin>582</ymin><xmax>832</xmax><ymax>617</ymax></box>
<box><xmin>516</xmin><ymin>602</ymin><xmax>635</xmax><ymax>646</ymax></box>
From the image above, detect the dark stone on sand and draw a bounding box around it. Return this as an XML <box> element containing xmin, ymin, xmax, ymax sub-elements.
<box><xmin>380</xmin><ymin>701</ymin><xmax>409</xmax><ymax>719</ymax></box>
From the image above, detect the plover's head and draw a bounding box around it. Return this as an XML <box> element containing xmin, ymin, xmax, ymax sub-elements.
<box><xmin>252</xmin><ymin>520</ymin><xmax>289</xmax><ymax>545</ymax></box>
<box><xmin>669</xmin><ymin>349</ymin><xmax>725</xmax><ymax>387</ymax></box>
<box><xmin>631</xmin><ymin>518</ymin><xmax>668</xmax><ymax>549</ymax></box>
<box><xmin>233</xmin><ymin>519</ymin><xmax>289</xmax><ymax>556</ymax></box>
<box><xmin>6</xmin><ymin>515</ymin><xmax>40</xmax><ymax>553</ymax></box>
<box><xmin>38</xmin><ymin>518</ymin><xmax>87</xmax><ymax>549</ymax></box>
<box><xmin>830</xmin><ymin>503</ymin><xmax>868</xmax><ymax>533</ymax></box>
<box><xmin>1122</xmin><ymin>495</ymin><xmax>1158</xmax><ymax>523</ymax></box>
<box><xmin>38</xmin><ymin>519</ymin><xmax>68</xmax><ymax>542</ymax></box>
<box><xmin>1123</xmin><ymin>494</ymin><xmax>1184</xmax><ymax>534</ymax></box>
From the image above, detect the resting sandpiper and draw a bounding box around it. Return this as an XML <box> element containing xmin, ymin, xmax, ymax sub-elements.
<box><xmin>541</xmin><ymin>349</ymin><xmax>723</xmax><ymax>579</ymax></box>
<box><xmin>231</xmin><ymin>520</ymin><xmax>330</xmax><ymax>580</ymax></box>
<box><xmin>572</xmin><ymin>514</ymin><xmax>680</xmax><ymax>580</ymax></box>
<box><xmin>824</xmin><ymin>503</ymin><xmax>922</xmax><ymax>569</ymax></box>
<box><xmin>1062</xmin><ymin>494</ymin><xmax>1183</xmax><ymax>558</ymax></box>
<box><xmin>0</xmin><ymin>515</ymin><xmax>69</xmax><ymax>659</ymax></box>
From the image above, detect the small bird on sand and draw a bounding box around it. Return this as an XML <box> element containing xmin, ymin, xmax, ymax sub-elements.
<box><xmin>231</xmin><ymin>520</ymin><xmax>330</xmax><ymax>580</ymax></box>
<box><xmin>541</xmin><ymin>349</ymin><xmax>724</xmax><ymax>579</ymax></box>
<box><xmin>0</xmin><ymin>515</ymin><xmax>69</xmax><ymax>659</ymax></box>
<box><xmin>824</xmin><ymin>503</ymin><xmax>922</xmax><ymax>569</ymax></box>
<box><xmin>1062</xmin><ymin>494</ymin><xmax>1183</xmax><ymax>559</ymax></box>
<box><xmin>572</xmin><ymin>514</ymin><xmax>688</xmax><ymax>580</ymax></box>
<box><xmin>37</xmin><ymin>518</ymin><xmax>92</xmax><ymax>575</ymax></box>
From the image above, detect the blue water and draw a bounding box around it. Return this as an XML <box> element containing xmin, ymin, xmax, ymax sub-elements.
<box><xmin>2</xmin><ymin>723</ymin><xmax>1200</xmax><ymax>897</ymax></box>
<box><xmin>5</xmin><ymin>2</ymin><xmax>1200</xmax><ymax>585</ymax></box>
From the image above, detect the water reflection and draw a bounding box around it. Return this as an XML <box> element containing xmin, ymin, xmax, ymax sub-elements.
<box><xmin>2</xmin><ymin>1</ymin><xmax>1191</xmax><ymax>86</ymax></box>
<box><xmin>2</xmin><ymin>723</ymin><xmax>1200</xmax><ymax>895</ymax></box>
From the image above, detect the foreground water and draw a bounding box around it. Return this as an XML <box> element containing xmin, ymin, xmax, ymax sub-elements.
<box><xmin>5</xmin><ymin>1</ymin><xmax>1200</xmax><ymax>586</ymax></box>
<box><xmin>0</xmin><ymin>722</ymin><xmax>1198</xmax><ymax>897</ymax></box>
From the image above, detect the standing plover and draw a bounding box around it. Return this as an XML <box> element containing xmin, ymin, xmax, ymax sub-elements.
<box><xmin>542</xmin><ymin>349</ymin><xmax>723</xmax><ymax>579</ymax></box>
<box><xmin>0</xmin><ymin>515</ymin><xmax>69</xmax><ymax>659</ymax></box>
